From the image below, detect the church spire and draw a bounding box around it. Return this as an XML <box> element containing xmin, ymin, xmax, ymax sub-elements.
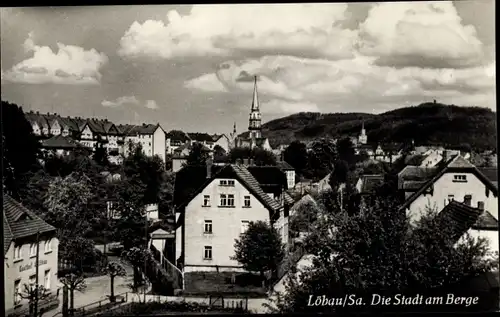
<box><xmin>248</xmin><ymin>75</ymin><xmax>262</xmax><ymax>139</ymax></box>
<box><xmin>233</xmin><ymin>122</ymin><xmax>237</xmax><ymax>134</ymax></box>
<box><xmin>251</xmin><ymin>76</ymin><xmax>259</xmax><ymax>111</ymax></box>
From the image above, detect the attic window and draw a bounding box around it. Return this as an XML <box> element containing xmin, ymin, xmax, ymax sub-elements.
<box><xmin>219</xmin><ymin>179</ymin><xmax>235</xmax><ymax>187</ymax></box>
<box><xmin>453</xmin><ymin>175</ymin><xmax>467</xmax><ymax>183</ymax></box>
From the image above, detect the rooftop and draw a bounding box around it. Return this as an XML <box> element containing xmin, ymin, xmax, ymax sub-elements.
<box><xmin>4</xmin><ymin>195</ymin><xmax>56</xmax><ymax>255</ymax></box>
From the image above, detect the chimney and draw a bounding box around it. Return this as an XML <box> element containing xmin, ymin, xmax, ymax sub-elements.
<box><xmin>206</xmin><ymin>158</ymin><xmax>213</xmax><ymax>179</ymax></box>
<box><xmin>433</xmin><ymin>99</ymin><xmax>436</xmax><ymax>104</ymax></box>
<box><xmin>464</xmin><ymin>195</ymin><xmax>472</xmax><ymax>206</ymax></box>
<box><xmin>243</xmin><ymin>158</ymin><xmax>249</xmax><ymax>165</ymax></box>
<box><xmin>477</xmin><ymin>201</ymin><xmax>484</xmax><ymax>211</ymax></box>
<box><xmin>36</xmin><ymin>111</ymin><xmax>40</xmax><ymax>115</ymax></box>
<box><xmin>249</xmin><ymin>158</ymin><xmax>254</xmax><ymax>166</ymax></box>
<box><xmin>236</xmin><ymin>158</ymin><xmax>242</xmax><ymax>165</ymax></box>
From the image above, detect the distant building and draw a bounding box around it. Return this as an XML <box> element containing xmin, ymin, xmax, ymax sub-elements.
<box><xmin>232</xmin><ymin>76</ymin><xmax>272</xmax><ymax>152</ymax></box>
<box><xmin>40</xmin><ymin>135</ymin><xmax>89</xmax><ymax>157</ymax></box>
<box><xmin>4</xmin><ymin>195</ymin><xmax>60</xmax><ymax>316</ymax></box>
<box><xmin>358</xmin><ymin>122</ymin><xmax>367</xmax><ymax>145</ymax></box>
<box><xmin>119</xmin><ymin>123</ymin><xmax>167</xmax><ymax>163</ymax></box>
<box><xmin>166</xmin><ymin>130</ymin><xmax>191</xmax><ymax>155</ymax></box>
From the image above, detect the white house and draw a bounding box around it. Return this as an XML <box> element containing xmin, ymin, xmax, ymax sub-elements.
<box><xmin>121</xmin><ymin>124</ymin><xmax>167</xmax><ymax>163</ymax></box>
<box><xmin>173</xmin><ymin>162</ymin><xmax>285</xmax><ymax>273</ymax></box>
<box><xmin>401</xmin><ymin>155</ymin><xmax>498</xmax><ymax>225</ymax></box>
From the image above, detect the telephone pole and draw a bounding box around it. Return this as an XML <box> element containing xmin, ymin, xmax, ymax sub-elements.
<box><xmin>34</xmin><ymin>231</ymin><xmax>40</xmax><ymax>317</ymax></box>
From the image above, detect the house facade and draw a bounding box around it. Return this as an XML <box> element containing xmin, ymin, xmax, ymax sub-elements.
<box><xmin>121</xmin><ymin>124</ymin><xmax>167</xmax><ymax>163</ymax></box>
<box><xmin>174</xmin><ymin>162</ymin><xmax>284</xmax><ymax>273</ymax></box>
<box><xmin>4</xmin><ymin>195</ymin><xmax>60</xmax><ymax>317</ymax></box>
<box><xmin>166</xmin><ymin>130</ymin><xmax>191</xmax><ymax>155</ymax></box>
<box><xmin>402</xmin><ymin>155</ymin><xmax>498</xmax><ymax>224</ymax></box>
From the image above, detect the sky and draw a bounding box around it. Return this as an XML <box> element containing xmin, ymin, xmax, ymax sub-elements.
<box><xmin>0</xmin><ymin>1</ymin><xmax>496</xmax><ymax>134</ymax></box>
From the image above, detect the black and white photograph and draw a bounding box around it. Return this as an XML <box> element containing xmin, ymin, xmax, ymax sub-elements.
<box><xmin>1</xmin><ymin>1</ymin><xmax>498</xmax><ymax>316</ymax></box>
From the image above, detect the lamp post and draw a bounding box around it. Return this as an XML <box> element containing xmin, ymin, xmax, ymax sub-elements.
<box><xmin>34</xmin><ymin>230</ymin><xmax>41</xmax><ymax>317</ymax></box>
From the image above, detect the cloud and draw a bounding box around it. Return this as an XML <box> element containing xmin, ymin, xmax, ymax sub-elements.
<box><xmin>144</xmin><ymin>100</ymin><xmax>158</xmax><ymax>109</ymax></box>
<box><xmin>102</xmin><ymin>95</ymin><xmax>139</xmax><ymax>107</ymax></box>
<box><xmin>102</xmin><ymin>96</ymin><xmax>159</xmax><ymax>110</ymax></box>
<box><xmin>184</xmin><ymin>73</ymin><xmax>227</xmax><ymax>92</ymax></box>
<box><xmin>118</xmin><ymin>4</ymin><xmax>356</xmax><ymax>60</ymax></box>
<box><xmin>186</xmin><ymin>55</ymin><xmax>495</xmax><ymax>112</ymax></box>
<box><xmin>357</xmin><ymin>2</ymin><xmax>485</xmax><ymax>68</ymax></box>
<box><xmin>3</xmin><ymin>33</ymin><xmax>108</xmax><ymax>85</ymax></box>
<box><xmin>263</xmin><ymin>99</ymin><xmax>319</xmax><ymax>114</ymax></box>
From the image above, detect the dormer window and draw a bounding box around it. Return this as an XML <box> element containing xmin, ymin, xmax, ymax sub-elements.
<box><xmin>219</xmin><ymin>179</ymin><xmax>235</xmax><ymax>187</ymax></box>
<box><xmin>453</xmin><ymin>175</ymin><xmax>467</xmax><ymax>183</ymax></box>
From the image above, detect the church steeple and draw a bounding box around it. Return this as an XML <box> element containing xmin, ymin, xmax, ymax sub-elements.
<box><xmin>358</xmin><ymin>120</ymin><xmax>367</xmax><ymax>145</ymax></box>
<box><xmin>248</xmin><ymin>76</ymin><xmax>262</xmax><ymax>139</ymax></box>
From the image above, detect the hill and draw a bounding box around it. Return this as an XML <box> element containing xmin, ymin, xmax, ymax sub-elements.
<box><xmin>240</xmin><ymin>103</ymin><xmax>497</xmax><ymax>151</ymax></box>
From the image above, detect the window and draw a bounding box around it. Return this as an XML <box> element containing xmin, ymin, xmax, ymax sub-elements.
<box><xmin>204</xmin><ymin>220</ymin><xmax>213</xmax><ymax>234</ymax></box>
<box><xmin>486</xmin><ymin>187</ymin><xmax>490</xmax><ymax>198</ymax></box>
<box><xmin>204</xmin><ymin>246</ymin><xmax>212</xmax><ymax>260</ymax></box>
<box><xmin>241</xmin><ymin>221</ymin><xmax>250</xmax><ymax>234</ymax></box>
<box><xmin>44</xmin><ymin>239</ymin><xmax>52</xmax><ymax>253</ymax></box>
<box><xmin>227</xmin><ymin>194</ymin><xmax>235</xmax><ymax>207</ymax></box>
<box><xmin>203</xmin><ymin>195</ymin><xmax>210</xmax><ymax>207</ymax></box>
<box><xmin>13</xmin><ymin>245</ymin><xmax>22</xmax><ymax>260</ymax></box>
<box><xmin>14</xmin><ymin>280</ymin><xmax>21</xmax><ymax>305</ymax></box>
<box><xmin>244</xmin><ymin>196</ymin><xmax>251</xmax><ymax>207</ymax></box>
<box><xmin>44</xmin><ymin>270</ymin><xmax>51</xmax><ymax>290</ymax></box>
<box><xmin>219</xmin><ymin>179</ymin><xmax>235</xmax><ymax>187</ymax></box>
<box><xmin>30</xmin><ymin>243</ymin><xmax>37</xmax><ymax>257</ymax></box>
<box><xmin>453</xmin><ymin>175</ymin><xmax>467</xmax><ymax>182</ymax></box>
<box><xmin>29</xmin><ymin>274</ymin><xmax>36</xmax><ymax>290</ymax></box>
<box><xmin>220</xmin><ymin>194</ymin><xmax>227</xmax><ymax>206</ymax></box>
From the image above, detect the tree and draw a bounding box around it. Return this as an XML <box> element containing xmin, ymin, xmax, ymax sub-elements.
<box><xmin>303</xmin><ymin>139</ymin><xmax>337</xmax><ymax>181</ymax></box>
<box><xmin>228</xmin><ymin>147</ymin><xmax>277</xmax><ymax>166</ymax></box>
<box><xmin>43</xmin><ymin>173</ymin><xmax>95</xmax><ymax>238</ymax></box>
<box><xmin>336</xmin><ymin>137</ymin><xmax>356</xmax><ymax>167</ymax></box>
<box><xmin>185</xmin><ymin>142</ymin><xmax>210</xmax><ymax>166</ymax></box>
<box><xmin>289</xmin><ymin>200</ymin><xmax>321</xmax><ymax>240</ymax></box>
<box><xmin>59</xmin><ymin>237</ymin><xmax>97</xmax><ymax>273</ymax></box>
<box><xmin>93</xmin><ymin>144</ymin><xmax>110</xmax><ymax>168</ymax></box>
<box><xmin>158</xmin><ymin>171</ymin><xmax>175</xmax><ymax>217</ymax></box>
<box><xmin>273</xmin><ymin>194</ymin><xmax>498</xmax><ymax>313</ymax></box>
<box><xmin>213</xmin><ymin>145</ymin><xmax>228</xmax><ymax>163</ymax></box>
<box><xmin>18</xmin><ymin>284</ymin><xmax>50</xmax><ymax>317</ymax></box>
<box><xmin>233</xmin><ymin>221</ymin><xmax>285</xmax><ymax>286</ymax></box>
<box><xmin>59</xmin><ymin>273</ymin><xmax>87</xmax><ymax>314</ymax></box>
<box><xmin>18</xmin><ymin>169</ymin><xmax>52</xmax><ymax>215</ymax></box>
<box><xmin>283</xmin><ymin>141</ymin><xmax>309</xmax><ymax>174</ymax></box>
<box><xmin>105</xmin><ymin>262</ymin><xmax>127</xmax><ymax>302</ymax></box>
<box><xmin>121</xmin><ymin>247</ymin><xmax>151</xmax><ymax>291</ymax></box>
<box><xmin>2</xmin><ymin>101</ymin><xmax>42</xmax><ymax>199</ymax></box>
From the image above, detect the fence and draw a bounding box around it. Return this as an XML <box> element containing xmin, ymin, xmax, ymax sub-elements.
<box><xmin>123</xmin><ymin>293</ymin><xmax>251</xmax><ymax>311</ymax></box>
<box><xmin>149</xmin><ymin>244</ymin><xmax>183</xmax><ymax>290</ymax></box>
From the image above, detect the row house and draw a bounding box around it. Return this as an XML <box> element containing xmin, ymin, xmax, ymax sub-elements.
<box><xmin>173</xmin><ymin>160</ymin><xmax>291</xmax><ymax>273</ymax></box>
<box><xmin>40</xmin><ymin>135</ymin><xmax>88</xmax><ymax>157</ymax></box>
<box><xmin>119</xmin><ymin>123</ymin><xmax>167</xmax><ymax>163</ymax></box>
<box><xmin>400</xmin><ymin>155</ymin><xmax>498</xmax><ymax>253</ymax></box>
<box><xmin>4</xmin><ymin>195</ymin><xmax>60</xmax><ymax>317</ymax></box>
<box><xmin>171</xmin><ymin>143</ymin><xmax>212</xmax><ymax>173</ymax></box>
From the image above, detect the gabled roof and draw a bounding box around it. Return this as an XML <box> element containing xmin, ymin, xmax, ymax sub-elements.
<box><xmin>25</xmin><ymin>113</ymin><xmax>49</xmax><ymax>129</ymax></box>
<box><xmin>398</xmin><ymin>166</ymin><xmax>438</xmax><ymax>181</ymax></box>
<box><xmin>3</xmin><ymin>195</ymin><xmax>56</xmax><ymax>255</ymax></box>
<box><xmin>276</xmin><ymin>161</ymin><xmax>294</xmax><ymax>171</ymax></box>
<box><xmin>358</xmin><ymin>174</ymin><xmax>385</xmax><ymax>194</ymax></box>
<box><xmin>477</xmin><ymin>167</ymin><xmax>498</xmax><ymax>189</ymax></box>
<box><xmin>174</xmin><ymin>164</ymin><xmax>281</xmax><ymax>214</ymax></box>
<box><xmin>401</xmin><ymin>155</ymin><xmax>498</xmax><ymax>211</ymax></box>
<box><xmin>137</xmin><ymin>123</ymin><xmax>161</xmax><ymax>135</ymax></box>
<box><xmin>41</xmin><ymin>135</ymin><xmax>82</xmax><ymax>149</ymax></box>
<box><xmin>83</xmin><ymin>119</ymin><xmax>106</xmax><ymax>134</ymax></box>
<box><xmin>188</xmin><ymin>132</ymin><xmax>214</xmax><ymax>142</ymax></box>
<box><xmin>247</xmin><ymin>166</ymin><xmax>287</xmax><ymax>188</ymax></box>
<box><xmin>212</xmin><ymin>134</ymin><xmax>228</xmax><ymax>142</ymax></box>
<box><xmin>167</xmin><ymin>130</ymin><xmax>191</xmax><ymax>142</ymax></box>
<box><xmin>437</xmin><ymin>201</ymin><xmax>497</xmax><ymax>242</ymax></box>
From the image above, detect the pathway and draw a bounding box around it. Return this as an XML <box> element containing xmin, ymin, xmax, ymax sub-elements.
<box><xmin>49</xmin><ymin>256</ymin><xmax>135</xmax><ymax>316</ymax></box>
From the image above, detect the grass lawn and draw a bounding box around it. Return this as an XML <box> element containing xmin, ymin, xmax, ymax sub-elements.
<box><xmin>183</xmin><ymin>272</ymin><xmax>267</xmax><ymax>297</ymax></box>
